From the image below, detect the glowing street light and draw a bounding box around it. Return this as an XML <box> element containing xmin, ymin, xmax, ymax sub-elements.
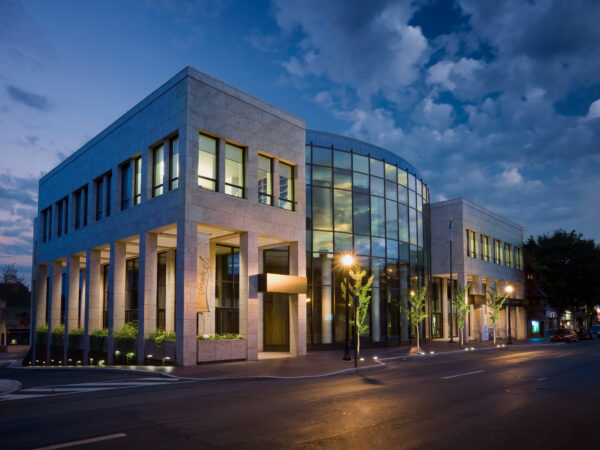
<box><xmin>342</xmin><ymin>254</ymin><xmax>354</xmax><ymax>361</ymax></box>
<box><xmin>505</xmin><ymin>284</ymin><xmax>514</xmax><ymax>345</ymax></box>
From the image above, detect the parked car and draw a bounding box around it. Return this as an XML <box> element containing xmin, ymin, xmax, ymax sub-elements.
<box><xmin>550</xmin><ymin>329</ymin><xmax>578</xmax><ymax>343</ymax></box>
<box><xmin>590</xmin><ymin>325</ymin><xmax>600</xmax><ymax>340</ymax></box>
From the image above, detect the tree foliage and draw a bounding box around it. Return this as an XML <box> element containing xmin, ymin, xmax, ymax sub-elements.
<box><xmin>452</xmin><ymin>282</ymin><xmax>471</xmax><ymax>347</ymax></box>
<box><xmin>486</xmin><ymin>284</ymin><xmax>510</xmax><ymax>344</ymax></box>
<box><xmin>0</xmin><ymin>265</ymin><xmax>30</xmax><ymax>307</ymax></box>
<box><xmin>525</xmin><ymin>230</ymin><xmax>600</xmax><ymax>320</ymax></box>
<box><xmin>404</xmin><ymin>286</ymin><xmax>428</xmax><ymax>352</ymax></box>
<box><xmin>341</xmin><ymin>265</ymin><xmax>374</xmax><ymax>336</ymax></box>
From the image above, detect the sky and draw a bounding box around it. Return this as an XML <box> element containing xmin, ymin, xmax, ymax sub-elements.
<box><xmin>1</xmin><ymin>0</ymin><xmax>600</xmax><ymax>284</ymax></box>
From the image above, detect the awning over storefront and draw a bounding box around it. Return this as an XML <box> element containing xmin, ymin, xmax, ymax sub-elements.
<box><xmin>257</xmin><ymin>273</ymin><xmax>307</xmax><ymax>294</ymax></box>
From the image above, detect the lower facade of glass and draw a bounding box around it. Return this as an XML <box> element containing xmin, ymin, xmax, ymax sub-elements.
<box><xmin>305</xmin><ymin>130</ymin><xmax>432</xmax><ymax>348</ymax></box>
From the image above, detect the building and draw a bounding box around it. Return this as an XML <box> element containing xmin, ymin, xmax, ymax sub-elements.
<box><xmin>0</xmin><ymin>299</ymin><xmax>30</xmax><ymax>353</ymax></box>
<box><xmin>305</xmin><ymin>131</ymin><xmax>431</xmax><ymax>348</ymax></box>
<box><xmin>430</xmin><ymin>198</ymin><xmax>526</xmax><ymax>342</ymax></box>
<box><xmin>30</xmin><ymin>67</ymin><xmax>307</xmax><ymax>367</ymax></box>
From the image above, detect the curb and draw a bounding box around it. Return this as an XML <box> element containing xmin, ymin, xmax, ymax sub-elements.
<box><xmin>9</xmin><ymin>366</ymin><xmax>179</xmax><ymax>379</ymax></box>
<box><xmin>0</xmin><ymin>379</ymin><xmax>23</xmax><ymax>395</ymax></box>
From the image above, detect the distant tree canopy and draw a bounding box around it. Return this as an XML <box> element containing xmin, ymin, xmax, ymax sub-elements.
<box><xmin>524</xmin><ymin>230</ymin><xmax>600</xmax><ymax>320</ymax></box>
<box><xmin>0</xmin><ymin>265</ymin><xmax>30</xmax><ymax>308</ymax></box>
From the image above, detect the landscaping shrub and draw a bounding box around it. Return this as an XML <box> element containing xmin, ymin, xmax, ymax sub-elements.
<box><xmin>197</xmin><ymin>333</ymin><xmax>244</xmax><ymax>341</ymax></box>
<box><xmin>149</xmin><ymin>329</ymin><xmax>176</xmax><ymax>347</ymax></box>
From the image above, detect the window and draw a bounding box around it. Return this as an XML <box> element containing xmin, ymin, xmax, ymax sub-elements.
<box><xmin>278</xmin><ymin>162</ymin><xmax>294</xmax><ymax>210</ymax></box>
<box><xmin>224</xmin><ymin>143</ymin><xmax>244</xmax><ymax>197</ymax></box>
<box><xmin>74</xmin><ymin>190</ymin><xmax>82</xmax><ymax>229</ymax></box>
<box><xmin>480</xmin><ymin>234</ymin><xmax>490</xmax><ymax>262</ymax></box>
<box><xmin>515</xmin><ymin>247</ymin><xmax>523</xmax><ymax>270</ymax></box>
<box><xmin>215</xmin><ymin>245</ymin><xmax>239</xmax><ymax>334</ymax></box>
<box><xmin>95</xmin><ymin>177</ymin><xmax>104</xmax><ymax>221</ymax></box>
<box><xmin>466</xmin><ymin>229</ymin><xmax>477</xmax><ymax>258</ymax></box>
<box><xmin>198</xmin><ymin>133</ymin><xmax>217</xmax><ymax>190</ymax></box>
<box><xmin>121</xmin><ymin>162</ymin><xmax>131</xmax><ymax>210</ymax></box>
<box><xmin>64</xmin><ymin>198</ymin><xmax>68</xmax><ymax>235</ymax></box>
<box><xmin>156</xmin><ymin>252</ymin><xmax>167</xmax><ymax>330</ymax></box>
<box><xmin>153</xmin><ymin>144</ymin><xmax>164</xmax><ymax>197</ymax></box>
<box><xmin>169</xmin><ymin>137</ymin><xmax>179</xmax><ymax>190</ymax></box>
<box><xmin>504</xmin><ymin>243</ymin><xmax>513</xmax><ymax>268</ymax></box>
<box><xmin>257</xmin><ymin>155</ymin><xmax>272</xmax><ymax>205</ymax></box>
<box><xmin>134</xmin><ymin>156</ymin><xmax>142</xmax><ymax>205</ymax></box>
<box><xmin>125</xmin><ymin>258</ymin><xmax>139</xmax><ymax>323</ymax></box>
<box><xmin>57</xmin><ymin>200</ymin><xmax>63</xmax><ymax>237</ymax></box>
<box><xmin>42</xmin><ymin>206</ymin><xmax>52</xmax><ymax>243</ymax></box>
<box><xmin>105</xmin><ymin>173</ymin><xmax>111</xmax><ymax>217</ymax></box>
<box><xmin>494</xmin><ymin>239</ymin><xmax>503</xmax><ymax>265</ymax></box>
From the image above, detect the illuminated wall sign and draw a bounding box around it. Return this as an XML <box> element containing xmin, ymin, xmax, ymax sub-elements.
<box><xmin>257</xmin><ymin>273</ymin><xmax>307</xmax><ymax>294</ymax></box>
<box><xmin>531</xmin><ymin>320</ymin><xmax>540</xmax><ymax>334</ymax></box>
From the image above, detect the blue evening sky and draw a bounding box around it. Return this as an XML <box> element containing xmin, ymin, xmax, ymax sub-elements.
<box><xmin>1</xmin><ymin>0</ymin><xmax>600</xmax><ymax>282</ymax></box>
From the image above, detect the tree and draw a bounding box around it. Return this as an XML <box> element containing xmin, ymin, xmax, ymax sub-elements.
<box><xmin>404</xmin><ymin>286</ymin><xmax>428</xmax><ymax>353</ymax></box>
<box><xmin>525</xmin><ymin>230</ymin><xmax>600</xmax><ymax>327</ymax></box>
<box><xmin>486</xmin><ymin>284</ymin><xmax>510</xmax><ymax>345</ymax></box>
<box><xmin>341</xmin><ymin>265</ymin><xmax>374</xmax><ymax>362</ymax></box>
<box><xmin>0</xmin><ymin>265</ymin><xmax>30</xmax><ymax>308</ymax></box>
<box><xmin>452</xmin><ymin>282</ymin><xmax>471</xmax><ymax>348</ymax></box>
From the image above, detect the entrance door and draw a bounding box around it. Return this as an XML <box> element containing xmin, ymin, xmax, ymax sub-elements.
<box><xmin>263</xmin><ymin>247</ymin><xmax>290</xmax><ymax>352</ymax></box>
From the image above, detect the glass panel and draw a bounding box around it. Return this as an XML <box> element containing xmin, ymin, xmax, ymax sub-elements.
<box><xmin>417</xmin><ymin>195</ymin><xmax>423</xmax><ymax>212</ymax></box>
<box><xmin>170</xmin><ymin>137</ymin><xmax>179</xmax><ymax>190</ymax></box>
<box><xmin>410</xmin><ymin>245</ymin><xmax>418</xmax><ymax>265</ymax></box>
<box><xmin>333</xmin><ymin>189</ymin><xmax>352</xmax><ymax>232</ymax></box>
<box><xmin>312</xmin><ymin>187</ymin><xmax>332</xmax><ymax>231</ymax></box>
<box><xmin>121</xmin><ymin>163</ymin><xmax>131</xmax><ymax>210</ymax></box>
<box><xmin>352</xmin><ymin>172</ymin><xmax>369</xmax><ymax>194</ymax></box>
<box><xmin>416</xmin><ymin>179</ymin><xmax>422</xmax><ymax>195</ymax></box>
<box><xmin>409</xmin><ymin>208</ymin><xmax>417</xmax><ymax>246</ymax></box>
<box><xmin>153</xmin><ymin>144</ymin><xmax>164</xmax><ymax>197</ymax></box>
<box><xmin>333</xmin><ymin>169</ymin><xmax>352</xmax><ymax>190</ymax></box>
<box><xmin>258</xmin><ymin>155</ymin><xmax>272</xmax><ymax>205</ymax></box>
<box><xmin>334</xmin><ymin>232</ymin><xmax>353</xmax><ymax>252</ymax></box>
<box><xmin>333</xmin><ymin>150</ymin><xmax>351</xmax><ymax>169</ymax></box>
<box><xmin>305</xmin><ymin>145</ymin><xmax>311</xmax><ymax>164</ymax></box>
<box><xmin>398</xmin><ymin>170</ymin><xmax>407</xmax><ymax>186</ymax></box>
<box><xmin>399</xmin><ymin>242</ymin><xmax>409</xmax><ymax>261</ymax></box>
<box><xmin>386</xmin><ymin>199</ymin><xmax>398</xmax><ymax>239</ymax></box>
<box><xmin>279</xmin><ymin>162</ymin><xmax>294</xmax><ymax>210</ymax></box>
<box><xmin>95</xmin><ymin>178</ymin><xmax>103</xmax><ymax>221</ymax></box>
<box><xmin>198</xmin><ymin>133</ymin><xmax>217</xmax><ymax>190</ymax></box>
<box><xmin>372</xmin><ymin>237</ymin><xmax>386</xmax><ymax>258</ymax></box>
<box><xmin>313</xmin><ymin>231</ymin><xmax>333</xmax><ymax>253</ymax></box>
<box><xmin>134</xmin><ymin>157</ymin><xmax>142</xmax><ymax>205</ymax></box>
<box><xmin>417</xmin><ymin>211</ymin><xmax>423</xmax><ymax>248</ymax></box>
<box><xmin>385</xmin><ymin>163</ymin><xmax>396</xmax><ymax>181</ymax></box>
<box><xmin>353</xmin><ymin>154</ymin><xmax>369</xmax><ymax>173</ymax></box>
<box><xmin>370</xmin><ymin>158</ymin><xmax>384</xmax><ymax>177</ymax></box>
<box><xmin>354</xmin><ymin>235</ymin><xmax>370</xmax><ymax>256</ymax></box>
<box><xmin>312</xmin><ymin>166</ymin><xmax>332</xmax><ymax>187</ymax></box>
<box><xmin>408</xmin><ymin>173</ymin><xmax>416</xmax><ymax>191</ymax></box>
<box><xmin>398</xmin><ymin>185</ymin><xmax>408</xmax><ymax>204</ymax></box>
<box><xmin>371</xmin><ymin>196</ymin><xmax>385</xmax><ymax>237</ymax></box>
<box><xmin>399</xmin><ymin>205</ymin><xmax>409</xmax><ymax>242</ymax></box>
<box><xmin>313</xmin><ymin>147</ymin><xmax>332</xmax><ymax>166</ymax></box>
<box><xmin>387</xmin><ymin>240</ymin><xmax>399</xmax><ymax>260</ymax></box>
<box><xmin>225</xmin><ymin>143</ymin><xmax>244</xmax><ymax>197</ymax></box>
<box><xmin>370</xmin><ymin>176</ymin><xmax>384</xmax><ymax>197</ymax></box>
<box><xmin>352</xmin><ymin>192</ymin><xmax>370</xmax><ymax>235</ymax></box>
<box><xmin>385</xmin><ymin>181</ymin><xmax>397</xmax><ymax>201</ymax></box>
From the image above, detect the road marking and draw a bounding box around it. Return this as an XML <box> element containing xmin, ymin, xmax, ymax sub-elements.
<box><xmin>537</xmin><ymin>377</ymin><xmax>547</xmax><ymax>381</ymax></box>
<box><xmin>555</xmin><ymin>352</ymin><xmax>572</xmax><ymax>358</ymax></box>
<box><xmin>33</xmin><ymin>432</ymin><xmax>126</xmax><ymax>449</ymax></box>
<box><xmin>441</xmin><ymin>370</ymin><xmax>485</xmax><ymax>380</ymax></box>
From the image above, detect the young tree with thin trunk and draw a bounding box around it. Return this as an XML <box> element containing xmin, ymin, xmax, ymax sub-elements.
<box><xmin>404</xmin><ymin>287</ymin><xmax>428</xmax><ymax>353</ymax></box>
<box><xmin>341</xmin><ymin>265</ymin><xmax>374</xmax><ymax>361</ymax></box>
<box><xmin>453</xmin><ymin>282</ymin><xmax>471</xmax><ymax>348</ymax></box>
<box><xmin>486</xmin><ymin>285</ymin><xmax>510</xmax><ymax>345</ymax></box>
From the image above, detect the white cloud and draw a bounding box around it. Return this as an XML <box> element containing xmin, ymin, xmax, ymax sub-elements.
<box><xmin>583</xmin><ymin>98</ymin><xmax>600</xmax><ymax>121</ymax></box>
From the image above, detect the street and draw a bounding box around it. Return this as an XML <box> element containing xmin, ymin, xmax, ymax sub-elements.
<box><xmin>1</xmin><ymin>343</ymin><xmax>599</xmax><ymax>449</ymax></box>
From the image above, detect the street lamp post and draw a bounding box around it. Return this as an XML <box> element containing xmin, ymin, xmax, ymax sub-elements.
<box><xmin>505</xmin><ymin>284</ymin><xmax>514</xmax><ymax>345</ymax></box>
<box><xmin>342</xmin><ymin>254</ymin><xmax>354</xmax><ymax>361</ymax></box>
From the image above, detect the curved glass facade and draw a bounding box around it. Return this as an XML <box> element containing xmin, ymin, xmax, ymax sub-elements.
<box><xmin>306</xmin><ymin>130</ymin><xmax>432</xmax><ymax>348</ymax></box>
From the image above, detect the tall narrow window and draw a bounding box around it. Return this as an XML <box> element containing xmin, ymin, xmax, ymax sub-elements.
<box><xmin>57</xmin><ymin>201</ymin><xmax>63</xmax><ymax>237</ymax></box>
<box><xmin>504</xmin><ymin>243</ymin><xmax>512</xmax><ymax>268</ymax></box>
<box><xmin>279</xmin><ymin>162</ymin><xmax>294</xmax><ymax>210</ymax></box>
<box><xmin>74</xmin><ymin>190</ymin><xmax>81</xmax><ymax>230</ymax></box>
<box><xmin>134</xmin><ymin>156</ymin><xmax>142</xmax><ymax>205</ymax></box>
<box><xmin>494</xmin><ymin>239</ymin><xmax>503</xmax><ymax>265</ymax></box>
<box><xmin>121</xmin><ymin>163</ymin><xmax>131</xmax><ymax>210</ymax></box>
<box><xmin>42</xmin><ymin>207</ymin><xmax>52</xmax><ymax>242</ymax></box>
<box><xmin>63</xmin><ymin>198</ymin><xmax>68</xmax><ymax>235</ymax></box>
<box><xmin>153</xmin><ymin>144</ymin><xmax>164</xmax><ymax>197</ymax></box>
<box><xmin>515</xmin><ymin>247</ymin><xmax>522</xmax><ymax>270</ymax></box>
<box><xmin>169</xmin><ymin>137</ymin><xmax>179</xmax><ymax>190</ymax></box>
<box><xmin>480</xmin><ymin>234</ymin><xmax>490</xmax><ymax>262</ymax></box>
<box><xmin>225</xmin><ymin>143</ymin><xmax>244</xmax><ymax>197</ymax></box>
<box><xmin>82</xmin><ymin>186</ymin><xmax>88</xmax><ymax>226</ymax></box>
<box><xmin>156</xmin><ymin>252</ymin><xmax>167</xmax><ymax>330</ymax></box>
<box><xmin>257</xmin><ymin>155</ymin><xmax>272</xmax><ymax>205</ymax></box>
<box><xmin>125</xmin><ymin>258</ymin><xmax>139</xmax><ymax>323</ymax></box>
<box><xmin>198</xmin><ymin>133</ymin><xmax>217</xmax><ymax>190</ymax></box>
<box><xmin>95</xmin><ymin>177</ymin><xmax>104</xmax><ymax>221</ymax></box>
<box><xmin>105</xmin><ymin>173</ymin><xmax>111</xmax><ymax>217</ymax></box>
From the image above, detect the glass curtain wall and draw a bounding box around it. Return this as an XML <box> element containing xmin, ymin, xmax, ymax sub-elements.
<box><xmin>306</xmin><ymin>132</ymin><xmax>431</xmax><ymax>348</ymax></box>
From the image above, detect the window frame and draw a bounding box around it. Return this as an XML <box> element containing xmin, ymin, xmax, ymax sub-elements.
<box><xmin>198</xmin><ymin>133</ymin><xmax>218</xmax><ymax>191</ymax></box>
<box><xmin>152</xmin><ymin>144</ymin><xmax>165</xmax><ymax>198</ymax></box>
<box><xmin>169</xmin><ymin>136</ymin><xmax>179</xmax><ymax>191</ymax></box>
<box><xmin>257</xmin><ymin>154</ymin><xmax>273</xmax><ymax>205</ymax></box>
<box><xmin>224</xmin><ymin>142</ymin><xmax>245</xmax><ymax>198</ymax></box>
<box><xmin>278</xmin><ymin>161</ymin><xmax>295</xmax><ymax>211</ymax></box>
<box><xmin>133</xmin><ymin>156</ymin><xmax>142</xmax><ymax>205</ymax></box>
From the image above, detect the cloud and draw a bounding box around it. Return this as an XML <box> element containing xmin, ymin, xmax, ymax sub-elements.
<box><xmin>6</xmin><ymin>85</ymin><xmax>49</xmax><ymax>111</ymax></box>
<box><xmin>583</xmin><ymin>98</ymin><xmax>600</xmax><ymax>121</ymax></box>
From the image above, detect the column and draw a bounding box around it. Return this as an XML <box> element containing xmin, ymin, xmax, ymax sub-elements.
<box><xmin>79</xmin><ymin>270</ymin><xmax>86</xmax><ymax>329</ymax></box>
<box><xmin>107</xmin><ymin>241</ymin><xmax>126</xmax><ymax>365</ymax></box>
<box><xmin>240</xmin><ymin>231</ymin><xmax>259</xmax><ymax>361</ymax></box>
<box><xmin>257</xmin><ymin>249</ymin><xmax>264</xmax><ymax>352</ymax></box>
<box><xmin>289</xmin><ymin>241</ymin><xmax>307</xmax><ymax>357</ymax></box>
<box><xmin>175</xmin><ymin>221</ymin><xmax>201</xmax><ymax>366</ymax></box>
<box><xmin>65</xmin><ymin>255</ymin><xmax>80</xmax><ymax>365</ymax></box>
<box><xmin>84</xmin><ymin>248</ymin><xmax>102</xmax><ymax>365</ymax></box>
<box><xmin>320</xmin><ymin>254</ymin><xmax>333</xmax><ymax>344</ymax></box>
<box><xmin>196</xmin><ymin>232</ymin><xmax>210</xmax><ymax>337</ymax></box>
<box><xmin>47</xmin><ymin>260</ymin><xmax>62</xmax><ymax>363</ymax></box>
<box><xmin>217</xmin><ymin>139</ymin><xmax>226</xmax><ymax>193</ymax></box>
<box><xmin>165</xmin><ymin>249</ymin><xmax>176</xmax><ymax>333</ymax></box>
<box><xmin>36</xmin><ymin>265</ymin><xmax>48</xmax><ymax>326</ymax></box>
<box><xmin>137</xmin><ymin>232</ymin><xmax>158</xmax><ymax>364</ymax></box>
<box><xmin>441</xmin><ymin>278</ymin><xmax>448</xmax><ymax>339</ymax></box>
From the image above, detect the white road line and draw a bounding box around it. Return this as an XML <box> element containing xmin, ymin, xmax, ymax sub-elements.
<box><xmin>21</xmin><ymin>387</ymin><xmax>118</xmax><ymax>393</ymax></box>
<box><xmin>441</xmin><ymin>370</ymin><xmax>485</xmax><ymax>380</ymax></box>
<box><xmin>33</xmin><ymin>432</ymin><xmax>126</xmax><ymax>449</ymax></box>
<box><xmin>555</xmin><ymin>352</ymin><xmax>573</xmax><ymax>358</ymax></box>
<box><xmin>60</xmin><ymin>381</ymin><xmax>169</xmax><ymax>387</ymax></box>
<box><xmin>537</xmin><ymin>377</ymin><xmax>547</xmax><ymax>381</ymax></box>
<box><xmin>0</xmin><ymin>393</ymin><xmax>54</xmax><ymax>401</ymax></box>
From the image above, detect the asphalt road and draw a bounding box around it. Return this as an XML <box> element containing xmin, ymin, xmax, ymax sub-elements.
<box><xmin>2</xmin><ymin>343</ymin><xmax>600</xmax><ymax>449</ymax></box>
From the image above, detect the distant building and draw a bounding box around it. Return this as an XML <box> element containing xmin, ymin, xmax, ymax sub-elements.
<box><xmin>0</xmin><ymin>299</ymin><xmax>30</xmax><ymax>353</ymax></box>
<box><xmin>430</xmin><ymin>198</ymin><xmax>526</xmax><ymax>342</ymax></box>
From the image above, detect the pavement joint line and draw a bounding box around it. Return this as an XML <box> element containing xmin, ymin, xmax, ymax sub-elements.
<box><xmin>32</xmin><ymin>432</ymin><xmax>127</xmax><ymax>450</ymax></box>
